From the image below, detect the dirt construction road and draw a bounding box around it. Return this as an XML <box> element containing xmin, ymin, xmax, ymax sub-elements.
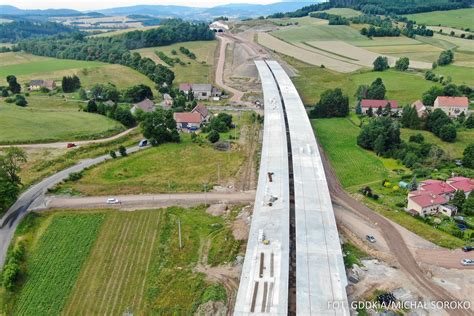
<box><xmin>319</xmin><ymin>143</ymin><xmax>473</xmax><ymax>316</ymax></box>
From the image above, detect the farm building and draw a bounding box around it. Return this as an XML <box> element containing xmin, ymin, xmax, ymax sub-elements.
<box><xmin>433</xmin><ymin>96</ymin><xmax>469</xmax><ymax>118</ymax></box>
<box><xmin>179</xmin><ymin>83</ymin><xmax>221</xmax><ymax>100</ymax></box>
<box><xmin>29</xmin><ymin>79</ymin><xmax>56</xmax><ymax>91</ymax></box>
<box><xmin>406</xmin><ymin>177</ymin><xmax>473</xmax><ymax>217</ymax></box>
<box><xmin>131</xmin><ymin>98</ymin><xmax>156</xmax><ymax>114</ymax></box>
<box><xmin>411</xmin><ymin>100</ymin><xmax>427</xmax><ymax>117</ymax></box>
<box><xmin>191</xmin><ymin>104</ymin><xmax>211</xmax><ymax>122</ymax></box>
<box><xmin>173</xmin><ymin>112</ymin><xmax>202</xmax><ymax>132</ymax></box>
<box><xmin>360</xmin><ymin>99</ymin><xmax>399</xmax><ymax>115</ymax></box>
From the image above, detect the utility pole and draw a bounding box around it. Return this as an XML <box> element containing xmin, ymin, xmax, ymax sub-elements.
<box><xmin>204</xmin><ymin>183</ymin><xmax>208</xmax><ymax>206</ymax></box>
<box><xmin>178</xmin><ymin>219</ymin><xmax>182</xmax><ymax>249</ymax></box>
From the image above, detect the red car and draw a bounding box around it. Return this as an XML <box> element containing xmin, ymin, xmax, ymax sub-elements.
<box><xmin>67</xmin><ymin>143</ymin><xmax>76</xmax><ymax>148</ymax></box>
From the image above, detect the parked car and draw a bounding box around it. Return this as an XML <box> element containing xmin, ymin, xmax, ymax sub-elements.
<box><xmin>462</xmin><ymin>246</ymin><xmax>473</xmax><ymax>252</ymax></box>
<box><xmin>461</xmin><ymin>259</ymin><xmax>474</xmax><ymax>266</ymax></box>
<box><xmin>139</xmin><ymin>139</ymin><xmax>148</xmax><ymax>147</ymax></box>
<box><xmin>67</xmin><ymin>143</ymin><xmax>76</xmax><ymax>148</ymax></box>
<box><xmin>106</xmin><ymin>198</ymin><xmax>120</xmax><ymax>204</ymax></box>
<box><xmin>366</xmin><ymin>235</ymin><xmax>376</xmax><ymax>243</ymax></box>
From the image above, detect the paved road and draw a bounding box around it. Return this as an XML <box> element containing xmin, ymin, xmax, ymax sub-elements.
<box><xmin>0</xmin><ymin>127</ymin><xmax>137</xmax><ymax>149</ymax></box>
<box><xmin>0</xmin><ymin>145</ymin><xmax>144</xmax><ymax>267</ymax></box>
<box><xmin>36</xmin><ymin>192</ymin><xmax>256</xmax><ymax>211</ymax></box>
<box><xmin>319</xmin><ymin>143</ymin><xmax>473</xmax><ymax>315</ymax></box>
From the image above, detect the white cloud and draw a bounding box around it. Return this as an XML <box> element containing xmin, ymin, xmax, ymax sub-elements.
<box><xmin>1</xmin><ymin>0</ymin><xmax>282</xmax><ymax>11</ymax></box>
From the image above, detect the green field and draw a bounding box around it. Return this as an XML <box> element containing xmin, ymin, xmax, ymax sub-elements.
<box><xmin>0</xmin><ymin>52</ymin><xmax>158</xmax><ymax>90</ymax></box>
<box><xmin>271</xmin><ymin>24</ymin><xmax>367</xmax><ymax>43</ymax></box>
<box><xmin>312</xmin><ymin>118</ymin><xmax>389</xmax><ymax>188</ymax></box>
<box><xmin>401</xmin><ymin>128</ymin><xmax>474</xmax><ymax>158</ymax></box>
<box><xmin>58</xmin><ymin>136</ymin><xmax>245</xmax><ymax>195</ymax></box>
<box><xmin>0</xmin><ymin>96</ymin><xmax>125</xmax><ymax>144</ymax></box>
<box><xmin>405</xmin><ymin>8</ymin><xmax>474</xmax><ymax>31</ymax></box>
<box><xmin>320</xmin><ymin>8</ymin><xmax>362</xmax><ymax>18</ymax></box>
<box><xmin>134</xmin><ymin>40</ymin><xmax>217</xmax><ymax>85</ymax></box>
<box><xmin>13</xmin><ymin>213</ymin><xmax>105</xmax><ymax>315</ymax></box>
<box><xmin>285</xmin><ymin>56</ymin><xmax>437</xmax><ymax>105</ymax></box>
<box><xmin>4</xmin><ymin>206</ymin><xmax>239</xmax><ymax>314</ymax></box>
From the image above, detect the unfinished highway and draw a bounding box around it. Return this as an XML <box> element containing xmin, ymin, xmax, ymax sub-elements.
<box><xmin>234</xmin><ymin>60</ymin><xmax>349</xmax><ymax>315</ymax></box>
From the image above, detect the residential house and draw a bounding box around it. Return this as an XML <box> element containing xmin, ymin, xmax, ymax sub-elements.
<box><xmin>407</xmin><ymin>192</ymin><xmax>449</xmax><ymax>217</ymax></box>
<box><xmin>161</xmin><ymin>93</ymin><xmax>173</xmax><ymax>110</ymax></box>
<box><xmin>433</xmin><ymin>96</ymin><xmax>468</xmax><ymax>118</ymax></box>
<box><xmin>173</xmin><ymin>112</ymin><xmax>202</xmax><ymax>131</ymax></box>
<box><xmin>360</xmin><ymin>99</ymin><xmax>398</xmax><ymax>115</ymax></box>
<box><xmin>131</xmin><ymin>98</ymin><xmax>156</xmax><ymax>114</ymax></box>
<box><xmin>29</xmin><ymin>79</ymin><xmax>56</xmax><ymax>91</ymax></box>
<box><xmin>179</xmin><ymin>83</ymin><xmax>218</xmax><ymax>100</ymax></box>
<box><xmin>411</xmin><ymin>100</ymin><xmax>427</xmax><ymax>118</ymax></box>
<box><xmin>406</xmin><ymin>177</ymin><xmax>473</xmax><ymax>217</ymax></box>
<box><xmin>191</xmin><ymin>104</ymin><xmax>211</xmax><ymax>122</ymax></box>
<box><xmin>446</xmin><ymin>177</ymin><xmax>474</xmax><ymax>198</ymax></box>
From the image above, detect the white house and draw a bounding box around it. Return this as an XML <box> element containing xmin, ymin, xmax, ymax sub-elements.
<box><xmin>433</xmin><ymin>96</ymin><xmax>469</xmax><ymax>118</ymax></box>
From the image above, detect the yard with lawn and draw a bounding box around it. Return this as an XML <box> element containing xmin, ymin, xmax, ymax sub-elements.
<box><xmin>0</xmin><ymin>96</ymin><xmax>125</xmax><ymax>144</ymax></box>
<box><xmin>134</xmin><ymin>40</ymin><xmax>217</xmax><ymax>85</ymax></box>
<box><xmin>55</xmin><ymin>135</ymin><xmax>245</xmax><ymax>195</ymax></box>
<box><xmin>1</xmin><ymin>206</ymin><xmax>240</xmax><ymax>314</ymax></box>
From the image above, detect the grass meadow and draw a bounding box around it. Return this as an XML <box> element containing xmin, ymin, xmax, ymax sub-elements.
<box><xmin>405</xmin><ymin>8</ymin><xmax>474</xmax><ymax>30</ymax></box>
<box><xmin>134</xmin><ymin>40</ymin><xmax>217</xmax><ymax>85</ymax></box>
<box><xmin>285</xmin><ymin>56</ymin><xmax>438</xmax><ymax>105</ymax></box>
<box><xmin>312</xmin><ymin>118</ymin><xmax>388</xmax><ymax>188</ymax></box>
<box><xmin>0</xmin><ymin>96</ymin><xmax>124</xmax><ymax>144</ymax></box>
<box><xmin>0</xmin><ymin>52</ymin><xmax>158</xmax><ymax>90</ymax></box>
<box><xmin>4</xmin><ymin>206</ymin><xmax>239</xmax><ymax>314</ymax></box>
<box><xmin>58</xmin><ymin>135</ymin><xmax>245</xmax><ymax>195</ymax></box>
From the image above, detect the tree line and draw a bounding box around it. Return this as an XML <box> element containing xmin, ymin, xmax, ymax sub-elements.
<box><xmin>0</xmin><ymin>20</ymin><xmax>74</xmax><ymax>43</ymax></box>
<box><xmin>15</xmin><ymin>19</ymin><xmax>214</xmax><ymax>88</ymax></box>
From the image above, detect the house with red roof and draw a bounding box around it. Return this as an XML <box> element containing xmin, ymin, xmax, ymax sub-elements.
<box><xmin>433</xmin><ymin>96</ymin><xmax>469</xmax><ymax>118</ymax></box>
<box><xmin>406</xmin><ymin>177</ymin><xmax>473</xmax><ymax>217</ymax></box>
<box><xmin>173</xmin><ymin>112</ymin><xmax>202</xmax><ymax>132</ymax></box>
<box><xmin>446</xmin><ymin>177</ymin><xmax>474</xmax><ymax>197</ymax></box>
<box><xmin>360</xmin><ymin>99</ymin><xmax>399</xmax><ymax>116</ymax></box>
<box><xmin>191</xmin><ymin>104</ymin><xmax>211</xmax><ymax>122</ymax></box>
<box><xmin>411</xmin><ymin>100</ymin><xmax>427</xmax><ymax>118</ymax></box>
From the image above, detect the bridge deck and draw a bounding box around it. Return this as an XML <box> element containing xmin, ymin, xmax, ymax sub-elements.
<box><xmin>234</xmin><ymin>60</ymin><xmax>290</xmax><ymax>315</ymax></box>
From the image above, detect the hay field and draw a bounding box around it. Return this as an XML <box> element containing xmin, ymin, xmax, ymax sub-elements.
<box><xmin>405</xmin><ymin>8</ymin><xmax>474</xmax><ymax>30</ymax></box>
<box><xmin>365</xmin><ymin>44</ymin><xmax>443</xmax><ymax>63</ymax></box>
<box><xmin>319</xmin><ymin>8</ymin><xmax>362</xmax><ymax>18</ymax></box>
<box><xmin>258</xmin><ymin>32</ymin><xmax>361</xmax><ymax>72</ymax></box>
<box><xmin>306</xmin><ymin>40</ymin><xmax>432</xmax><ymax>69</ymax></box>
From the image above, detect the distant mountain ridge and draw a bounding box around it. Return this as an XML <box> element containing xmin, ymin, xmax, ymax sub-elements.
<box><xmin>0</xmin><ymin>2</ymin><xmax>322</xmax><ymax>19</ymax></box>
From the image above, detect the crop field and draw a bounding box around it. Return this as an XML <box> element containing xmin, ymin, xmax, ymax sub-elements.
<box><xmin>7</xmin><ymin>206</ymin><xmax>239</xmax><ymax>314</ymax></box>
<box><xmin>134</xmin><ymin>40</ymin><xmax>217</xmax><ymax>84</ymax></box>
<box><xmin>0</xmin><ymin>96</ymin><xmax>124</xmax><ymax>144</ymax></box>
<box><xmin>400</xmin><ymin>128</ymin><xmax>474</xmax><ymax>158</ymax></box>
<box><xmin>284</xmin><ymin>56</ymin><xmax>437</xmax><ymax>106</ymax></box>
<box><xmin>312</xmin><ymin>118</ymin><xmax>388</xmax><ymax>188</ymax></box>
<box><xmin>13</xmin><ymin>213</ymin><xmax>106</xmax><ymax>315</ymax></box>
<box><xmin>59</xmin><ymin>136</ymin><xmax>245</xmax><ymax>195</ymax></box>
<box><xmin>271</xmin><ymin>24</ymin><xmax>367</xmax><ymax>43</ymax></box>
<box><xmin>365</xmin><ymin>44</ymin><xmax>443</xmax><ymax>63</ymax></box>
<box><xmin>405</xmin><ymin>8</ymin><xmax>474</xmax><ymax>30</ymax></box>
<box><xmin>258</xmin><ymin>33</ymin><xmax>361</xmax><ymax>72</ymax></box>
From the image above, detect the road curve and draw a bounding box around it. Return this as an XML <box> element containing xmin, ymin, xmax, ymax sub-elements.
<box><xmin>0</xmin><ymin>145</ymin><xmax>144</xmax><ymax>267</ymax></box>
<box><xmin>215</xmin><ymin>35</ymin><xmax>245</xmax><ymax>103</ymax></box>
<box><xmin>318</xmin><ymin>142</ymin><xmax>472</xmax><ymax>316</ymax></box>
<box><xmin>0</xmin><ymin>127</ymin><xmax>137</xmax><ymax>149</ymax></box>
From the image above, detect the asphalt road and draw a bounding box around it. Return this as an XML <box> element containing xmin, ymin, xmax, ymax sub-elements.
<box><xmin>0</xmin><ymin>145</ymin><xmax>144</xmax><ymax>267</ymax></box>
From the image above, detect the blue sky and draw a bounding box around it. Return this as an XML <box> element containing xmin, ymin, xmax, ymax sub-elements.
<box><xmin>1</xmin><ymin>0</ymin><xmax>290</xmax><ymax>10</ymax></box>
